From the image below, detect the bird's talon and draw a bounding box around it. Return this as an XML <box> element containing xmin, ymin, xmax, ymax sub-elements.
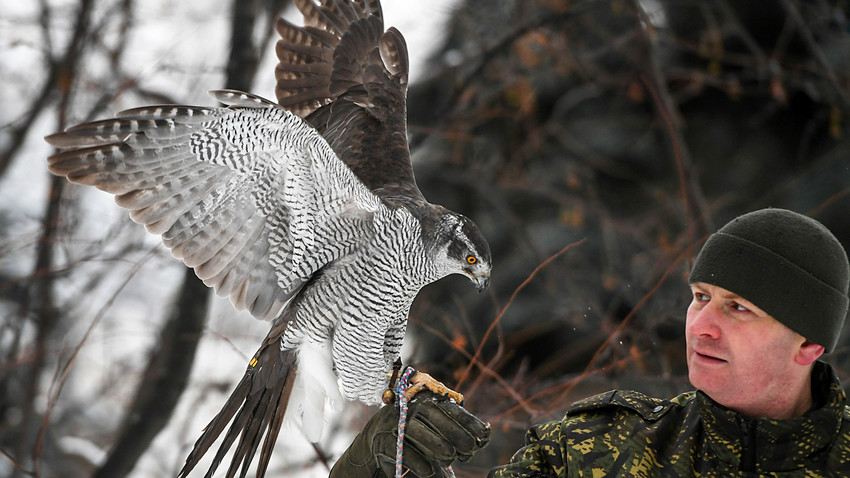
<box><xmin>404</xmin><ymin>371</ymin><xmax>464</xmax><ymax>404</ymax></box>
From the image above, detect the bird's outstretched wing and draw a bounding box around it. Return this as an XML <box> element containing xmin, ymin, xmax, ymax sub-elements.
<box><xmin>46</xmin><ymin>90</ymin><xmax>383</xmax><ymax>321</ymax></box>
<box><xmin>275</xmin><ymin>0</ymin><xmax>423</xmax><ymax>203</ymax></box>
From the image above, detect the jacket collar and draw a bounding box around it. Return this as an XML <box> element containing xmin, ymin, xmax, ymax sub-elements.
<box><xmin>696</xmin><ymin>361</ymin><xmax>845</xmax><ymax>471</ymax></box>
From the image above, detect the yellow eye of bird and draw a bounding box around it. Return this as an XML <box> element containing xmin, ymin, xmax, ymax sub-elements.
<box><xmin>467</xmin><ymin>255</ymin><xmax>477</xmax><ymax>264</ymax></box>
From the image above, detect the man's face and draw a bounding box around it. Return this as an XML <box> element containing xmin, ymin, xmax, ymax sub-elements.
<box><xmin>685</xmin><ymin>282</ymin><xmax>811</xmax><ymax>418</ymax></box>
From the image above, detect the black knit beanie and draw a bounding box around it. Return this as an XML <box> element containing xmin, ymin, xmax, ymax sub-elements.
<box><xmin>689</xmin><ymin>208</ymin><xmax>850</xmax><ymax>353</ymax></box>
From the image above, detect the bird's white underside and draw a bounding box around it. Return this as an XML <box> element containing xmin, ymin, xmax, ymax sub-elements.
<box><xmin>287</xmin><ymin>340</ymin><xmax>344</xmax><ymax>443</ymax></box>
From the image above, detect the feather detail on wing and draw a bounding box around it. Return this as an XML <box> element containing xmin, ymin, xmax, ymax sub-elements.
<box><xmin>46</xmin><ymin>90</ymin><xmax>383</xmax><ymax>321</ymax></box>
<box><xmin>273</xmin><ymin>0</ymin><xmax>383</xmax><ymax>117</ymax></box>
<box><xmin>275</xmin><ymin>0</ymin><xmax>423</xmax><ymax>204</ymax></box>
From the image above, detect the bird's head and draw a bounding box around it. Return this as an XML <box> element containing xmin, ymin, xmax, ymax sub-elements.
<box><xmin>431</xmin><ymin>212</ymin><xmax>491</xmax><ymax>291</ymax></box>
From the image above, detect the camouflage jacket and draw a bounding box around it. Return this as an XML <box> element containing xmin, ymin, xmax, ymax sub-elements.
<box><xmin>489</xmin><ymin>362</ymin><xmax>850</xmax><ymax>477</ymax></box>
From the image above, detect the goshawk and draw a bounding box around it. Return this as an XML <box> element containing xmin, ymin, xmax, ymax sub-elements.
<box><xmin>45</xmin><ymin>0</ymin><xmax>491</xmax><ymax>476</ymax></box>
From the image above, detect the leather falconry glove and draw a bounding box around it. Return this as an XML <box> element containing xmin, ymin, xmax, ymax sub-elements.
<box><xmin>330</xmin><ymin>391</ymin><xmax>491</xmax><ymax>477</ymax></box>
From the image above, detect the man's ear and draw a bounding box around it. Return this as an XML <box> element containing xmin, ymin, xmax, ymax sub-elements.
<box><xmin>795</xmin><ymin>340</ymin><xmax>825</xmax><ymax>366</ymax></box>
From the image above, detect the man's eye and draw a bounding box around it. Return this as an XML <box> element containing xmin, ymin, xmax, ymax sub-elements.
<box><xmin>694</xmin><ymin>292</ymin><xmax>708</xmax><ymax>301</ymax></box>
<box><xmin>731</xmin><ymin>302</ymin><xmax>749</xmax><ymax>312</ymax></box>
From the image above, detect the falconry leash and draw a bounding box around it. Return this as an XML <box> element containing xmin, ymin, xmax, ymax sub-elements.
<box><xmin>393</xmin><ymin>367</ymin><xmax>456</xmax><ymax>478</ymax></box>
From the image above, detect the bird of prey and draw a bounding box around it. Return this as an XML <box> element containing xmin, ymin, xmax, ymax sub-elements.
<box><xmin>45</xmin><ymin>0</ymin><xmax>491</xmax><ymax>476</ymax></box>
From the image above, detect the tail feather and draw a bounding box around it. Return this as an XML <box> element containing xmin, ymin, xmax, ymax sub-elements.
<box><xmin>226</xmin><ymin>370</ymin><xmax>295</xmax><ymax>478</ymax></box>
<box><xmin>206</xmin><ymin>389</ymin><xmax>269</xmax><ymax>478</ymax></box>
<box><xmin>255</xmin><ymin>371</ymin><xmax>295</xmax><ymax>477</ymax></box>
<box><xmin>178</xmin><ymin>378</ymin><xmax>251</xmax><ymax>477</ymax></box>
<box><xmin>226</xmin><ymin>395</ymin><xmax>273</xmax><ymax>478</ymax></box>
<box><xmin>179</xmin><ymin>322</ymin><xmax>296</xmax><ymax>478</ymax></box>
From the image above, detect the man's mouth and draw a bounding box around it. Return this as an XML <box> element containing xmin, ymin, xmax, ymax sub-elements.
<box><xmin>694</xmin><ymin>350</ymin><xmax>727</xmax><ymax>364</ymax></box>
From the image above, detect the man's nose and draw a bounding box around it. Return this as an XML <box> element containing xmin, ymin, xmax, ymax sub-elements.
<box><xmin>686</xmin><ymin>302</ymin><xmax>722</xmax><ymax>339</ymax></box>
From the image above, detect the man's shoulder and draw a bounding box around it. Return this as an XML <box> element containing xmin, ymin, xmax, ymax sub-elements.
<box><xmin>540</xmin><ymin>389</ymin><xmax>700</xmax><ymax>475</ymax></box>
<box><xmin>565</xmin><ymin>389</ymin><xmax>695</xmax><ymax>422</ymax></box>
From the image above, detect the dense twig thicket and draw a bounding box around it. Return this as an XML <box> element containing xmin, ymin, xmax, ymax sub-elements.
<box><xmin>1</xmin><ymin>0</ymin><xmax>848</xmax><ymax>476</ymax></box>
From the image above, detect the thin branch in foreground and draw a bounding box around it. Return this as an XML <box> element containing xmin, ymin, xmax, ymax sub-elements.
<box><xmin>415</xmin><ymin>319</ymin><xmax>537</xmax><ymax>416</ymax></box>
<box><xmin>547</xmin><ymin>243</ymin><xmax>692</xmax><ymax>410</ymax></box>
<box><xmin>0</xmin><ymin>447</ymin><xmax>36</xmax><ymax>477</ymax></box>
<box><xmin>489</xmin><ymin>352</ymin><xmax>647</xmax><ymax>424</ymax></box>
<box><xmin>455</xmin><ymin>238</ymin><xmax>587</xmax><ymax>391</ymax></box>
<box><xmin>34</xmin><ymin>247</ymin><xmax>158</xmax><ymax>470</ymax></box>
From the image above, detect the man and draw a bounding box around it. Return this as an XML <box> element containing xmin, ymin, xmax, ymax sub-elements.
<box><xmin>330</xmin><ymin>208</ymin><xmax>850</xmax><ymax>476</ymax></box>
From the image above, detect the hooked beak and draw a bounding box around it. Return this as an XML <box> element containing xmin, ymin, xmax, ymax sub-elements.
<box><xmin>473</xmin><ymin>274</ymin><xmax>490</xmax><ymax>292</ymax></box>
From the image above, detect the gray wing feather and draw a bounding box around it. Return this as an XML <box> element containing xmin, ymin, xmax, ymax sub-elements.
<box><xmin>47</xmin><ymin>90</ymin><xmax>383</xmax><ymax>321</ymax></box>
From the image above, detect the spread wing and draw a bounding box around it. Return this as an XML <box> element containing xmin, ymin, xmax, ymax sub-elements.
<box><xmin>275</xmin><ymin>0</ymin><xmax>424</xmax><ymax>204</ymax></box>
<box><xmin>46</xmin><ymin>90</ymin><xmax>383</xmax><ymax>321</ymax></box>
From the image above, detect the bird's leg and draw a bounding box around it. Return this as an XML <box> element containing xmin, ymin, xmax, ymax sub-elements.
<box><xmin>405</xmin><ymin>371</ymin><xmax>464</xmax><ymax>405</ymax></box>
<box><xmin>382</xmin><ymin>359</ymin><xmax>404</xmax><ymax>404</ymax></box>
